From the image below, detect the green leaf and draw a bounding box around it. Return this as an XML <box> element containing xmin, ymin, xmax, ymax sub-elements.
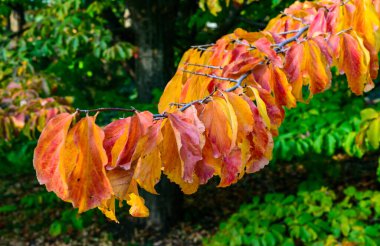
<box><xmin>340</xmin><ymin>216</ymin><xmax>350</xmax><ymax>237</ymax></box>
<box><xmin>365</xmin><ymin>226</ymin><xmax>380</xmax><ymax>237</ymax></box>
<box><xmin>343</xmin><ymin>132</ymin><xmax>357</xmax><ymax>156</ymax></box>
<box><xmin>264</xmin><ymin>232</ymin><xmax>276</xmax><ymax>246</ymax></box>
<box><xmin>325</xmin><ymin>134</ymin><xmax>337</xmax><ymax>156</ymax></box>
<box><xmin>271</xmin><ymin>0</ymin><xmax>282</xmax><ymax>8</ymax></box>
<box><xmin>0</xmin><ymin>205</ymin><xmax>17</xmax><ymax>213</ymax></box>
<box><xmin>313</xmin><ymin>131</ymin><xmax>325</xmax><ymax>154</ymax></box>
<box><xmin>367</xmin><ymin>118</ymin><xmax>379</xmax><ymax>149</ymax></box>
<box><xmin>49</xmin><ymin>221</ymin><xmax>62</xmax><ymax>237</ymax></box>
<box><xmin>360</xmin><ymin>108</ymin><xmax>378</xmax><ymax>121</ymax></box>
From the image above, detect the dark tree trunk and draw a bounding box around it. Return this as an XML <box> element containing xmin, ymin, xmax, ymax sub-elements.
<box><xmin>127</xmin><ymin>0</ymin><xmax>183</xmax><ymax>231</ymax></box>
<box><xmin>128</xmin><ymin>0</ymin><xmax>177</xmax><ymax>102</ymax></box>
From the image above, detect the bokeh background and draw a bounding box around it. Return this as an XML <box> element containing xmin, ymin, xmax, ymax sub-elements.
<box><xmin>0</xmin><ymin>0</ymin><xmax>379</xmax><ymax>245</ymax></box>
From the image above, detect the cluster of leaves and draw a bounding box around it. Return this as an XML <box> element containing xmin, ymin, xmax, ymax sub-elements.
<box><xmin>33</xmin><ymin>0</ymin><xmax>380</xmax><ymax>221</ymax></box>
<box><xmin>0</xmin><ymin>77</ymin><xmax>71</xmax><ymax>141</ymax></box>
<box><xmin>274</xmin><ymin>79</ymin><xmax>380</xmax><ymax>161</ymax></box>
<box><xmin>15</xmin><ymin>0</ymin><xmax>133</xmax><ymax>62</ymax></box>
<box><xmin>207</xmin><ymin>187</ymin><xmax>380</xmax><ymax>246</ymax></box>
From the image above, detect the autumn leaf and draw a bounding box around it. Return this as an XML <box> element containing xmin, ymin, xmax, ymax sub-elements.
<box><xmin>168</xmin><ymin>106</ymin><xmax>205</xmax><ymax>182</ymax></box>
<box><xmin>106</xmin><ymin>112</ymin><xmax>153</xmax><ymax>170</ymax></box>
<box><xmin>33</xmin><ymin>113</ymin><xmax>75</xmax><ymax>200</ymax></box>
<box><xmin>127</xmin><ymin>193</ymin><xmax>149</xmax><ymax>217</ymax></box>
<box><xmin>160</xmin><ymin>118</ymin><xmax>199</xmax><ymax>194</ymax></box>
<box><xmin>133</xmin><ymin>121</ymin><xmax>163</xmax><ymax>194</ymax></box>
<box><xmin>199</xmin><ymin>96</ymin><xmax>238</xmax><ymax>157</ymax></box>
<box><xmin>269</xmin><ymin>64</ymin><xmax>296</xmax><ymax>108</ymax></box>
<box><xmin>219</xmin><ymin>147</ymin><xmax>242</xmax><ymax>187</ymax></box>
<box><xmin>284</xmin><ymin>39</ymin><xmax>331</xmax><ymax>100</ymax></box>
<box><xmin>254</xmin><ymin>37</ymin><xmax>283</xmax><ymax>67</ymax></box>
<box><xmin>98</xmin><ymin>196</ymin><xmax>119</xmax><ymax>223</ymax></box>
<box><xmin>63</xmin><ymin>116</ymin><xmax>112</xmax><ymax>213</ymax></box>
<box><xmin>338</xmin><ymin>32</ymin><xmax>373</xmax><ymax>95</ymax></box>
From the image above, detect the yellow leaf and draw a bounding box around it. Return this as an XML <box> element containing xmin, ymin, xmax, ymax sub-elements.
<box><xmin>127</xmin><ymin>193</ymin><xmax>149</xmax><ymax>218</ymax></box>
<box><xmin>98</xmin><ymin>196</ymin><xmax>119</xmax><ymax>223</ymax></box>
<box><xmin>247</xmin><ymin>87</ymin><xmax>271</xmax><ymax>129</ymax></box>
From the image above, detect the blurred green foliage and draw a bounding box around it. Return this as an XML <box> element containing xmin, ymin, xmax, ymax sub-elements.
<box><xmin>273</xmin><ymin>78</ymin><xmax>380</xmax><ymax>162</ymax></box>
<box><xmin>0</xmin><ymin>0</ymin><xmax>135</xmax><ymax>110</ymax></box>
<box><xmin>207</xmin><ymin>187</ymin><xmax>380</xmax><ymax>246</ymax></box>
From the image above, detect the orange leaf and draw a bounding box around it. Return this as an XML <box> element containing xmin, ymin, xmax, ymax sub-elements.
<box><xmin>224</xmin><ymin>92</ymin><xmax>254</xmax><ymax>141</ymax></box>
<box><xmin>64</xmin><ymin>116</ymin><xmax>112</xmax><ymax>213</ymax></box>
<box><xmin>106</xmin><ymin>112</ymin><xmax>153</xmax><ymax>170</ymax></box>
<box><xmin>33</xmin><ymin>113</ymin><xmax>74</xmax><ymax>200</ymax></box>
<box><xmin>133</xmin><ymin>121</ymin><xmax>163</xmax><ymax>194</ymax></box>
<box><xmin>338</xmin><ymin>32</ymin><xmax>372</xmax><ymax>95</ymax></box>
<box><xmin>269</xmin><ymin>64</ymin><xmax>296</xmax><ymax>108</ymax></box>
<box><xmin>199</xmin><ymin>96</ymin><xmax>238</xmax><ymax>157</ymax></box>
<box><xmin>284</xmin><ymin>39</ymin><xmax>332</xmax><ymax>100</ymax></box>
<box><xmin>160</xmin><ymin>119</ymin><xmax>199</xmax><ymax>194</ymax></box>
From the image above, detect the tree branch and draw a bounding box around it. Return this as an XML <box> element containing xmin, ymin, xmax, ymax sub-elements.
<box><xmin>273</xmin><ymin>25</ymin><xmax>309</xmax><ymax>52</ymax></box>
<box><xmin>191</xmin><ymin>43</ymin><xmax>215</xmax><ymax>49</ymax></box>
<box><xmin>225</xmin><ymin>73</ymin><xmax>250</xmax><ymax>92</ymax></box>
<box><xmin>76</xmin><ymin>107</ymin><xmax>136</xmax><ymax>114</ymax></box>
<box><xmin>185</xmin><ymin>63</ymin><xmax>223</xmax><ymax>70</ymax></box>
<box><xmin>182</xmin><ymin>70</ymin><xmax>240</xmax><ymax>83</ymax></box>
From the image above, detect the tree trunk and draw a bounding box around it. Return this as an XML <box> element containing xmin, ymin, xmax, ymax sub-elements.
<box><xmin>128</xmin><ymin>0</ymin><xmax>177</xmax><ymax>102</ymax></box>
<box><xmin>127</xmin><ymin>0</ymin><xmax>182</xmax><ymax>231</ymax></box>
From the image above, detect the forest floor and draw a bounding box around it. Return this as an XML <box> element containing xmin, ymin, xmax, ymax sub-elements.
<box><xmin>0</xmin><ymin>153</ymin><xmax>378</xmax><ymax>246</ymax></box>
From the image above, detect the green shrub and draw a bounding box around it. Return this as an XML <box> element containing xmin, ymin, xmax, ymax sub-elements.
<box><xmin>273</xmin><ymin>79</ymin><xmax>380</xmax><ymax>162</ymax></box>
<box><xmin>206</xmin><ymin>187</ymin><xmax>380</xmax><ymax>246</ymax></box>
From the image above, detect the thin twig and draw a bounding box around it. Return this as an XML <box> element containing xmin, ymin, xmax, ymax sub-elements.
<box><xmin>336</xmin><ymin>27</ymin><xmax>352</xmax><ymax>36</ymax></box>
<box><xmin>273</xmin><ymin>25</ymin><xmax>309</xmax><ymax>51</ymax></box>
<box><xmin>231</xmin><ymin>38</ymin><xmax>256</xmax><ymax>49</ymax></box>
<box><xmin>171</xmin><ymin>72</ymin><xmax>249</xmax><ymax>113</ymax></box>
<box><xmin>195</xmin><ymin>48</ymin><xmax>216</xmax><ymax>52</ymax></box>
<box><xmin>278</xmin><ymin>29</ymin><xmax>302</xmax><ymax>35</ymax></box>
<box><xmin>179</xmin><ymin>89</ymin><xmax>217</xmax><ymax>112</ymax></box>
<box><xmin>191</xmin><ymin>43</ymin><xmax>215</xmax><ymax>48</ymax></box>
<box><xmin>185</xmin><ymin>63</ymin><xmax>223</xmax><ymax>70</ymax></box>
<box><xmin>182</xmin><ymin>70</ymin><xmax>240</xmax><ymax>83</ymax></box>
<box><xmin>76</xmin><ymin>107</ymin><xmax>136</xmax><ymax>114</ymax></box>
<box><xmin>225</xmin><ymin>73</ymin><xmax>250</xmax><ymax>92</ymax></box>
<box><xmin>153</xmin><ymin>113</ymin><xmax>167</xmax><ymax>119</ymax></box>
<box><xmin>281</xmin><ymin>11</ymin><xmax>305</xmax><ymax>23</ymax></box>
